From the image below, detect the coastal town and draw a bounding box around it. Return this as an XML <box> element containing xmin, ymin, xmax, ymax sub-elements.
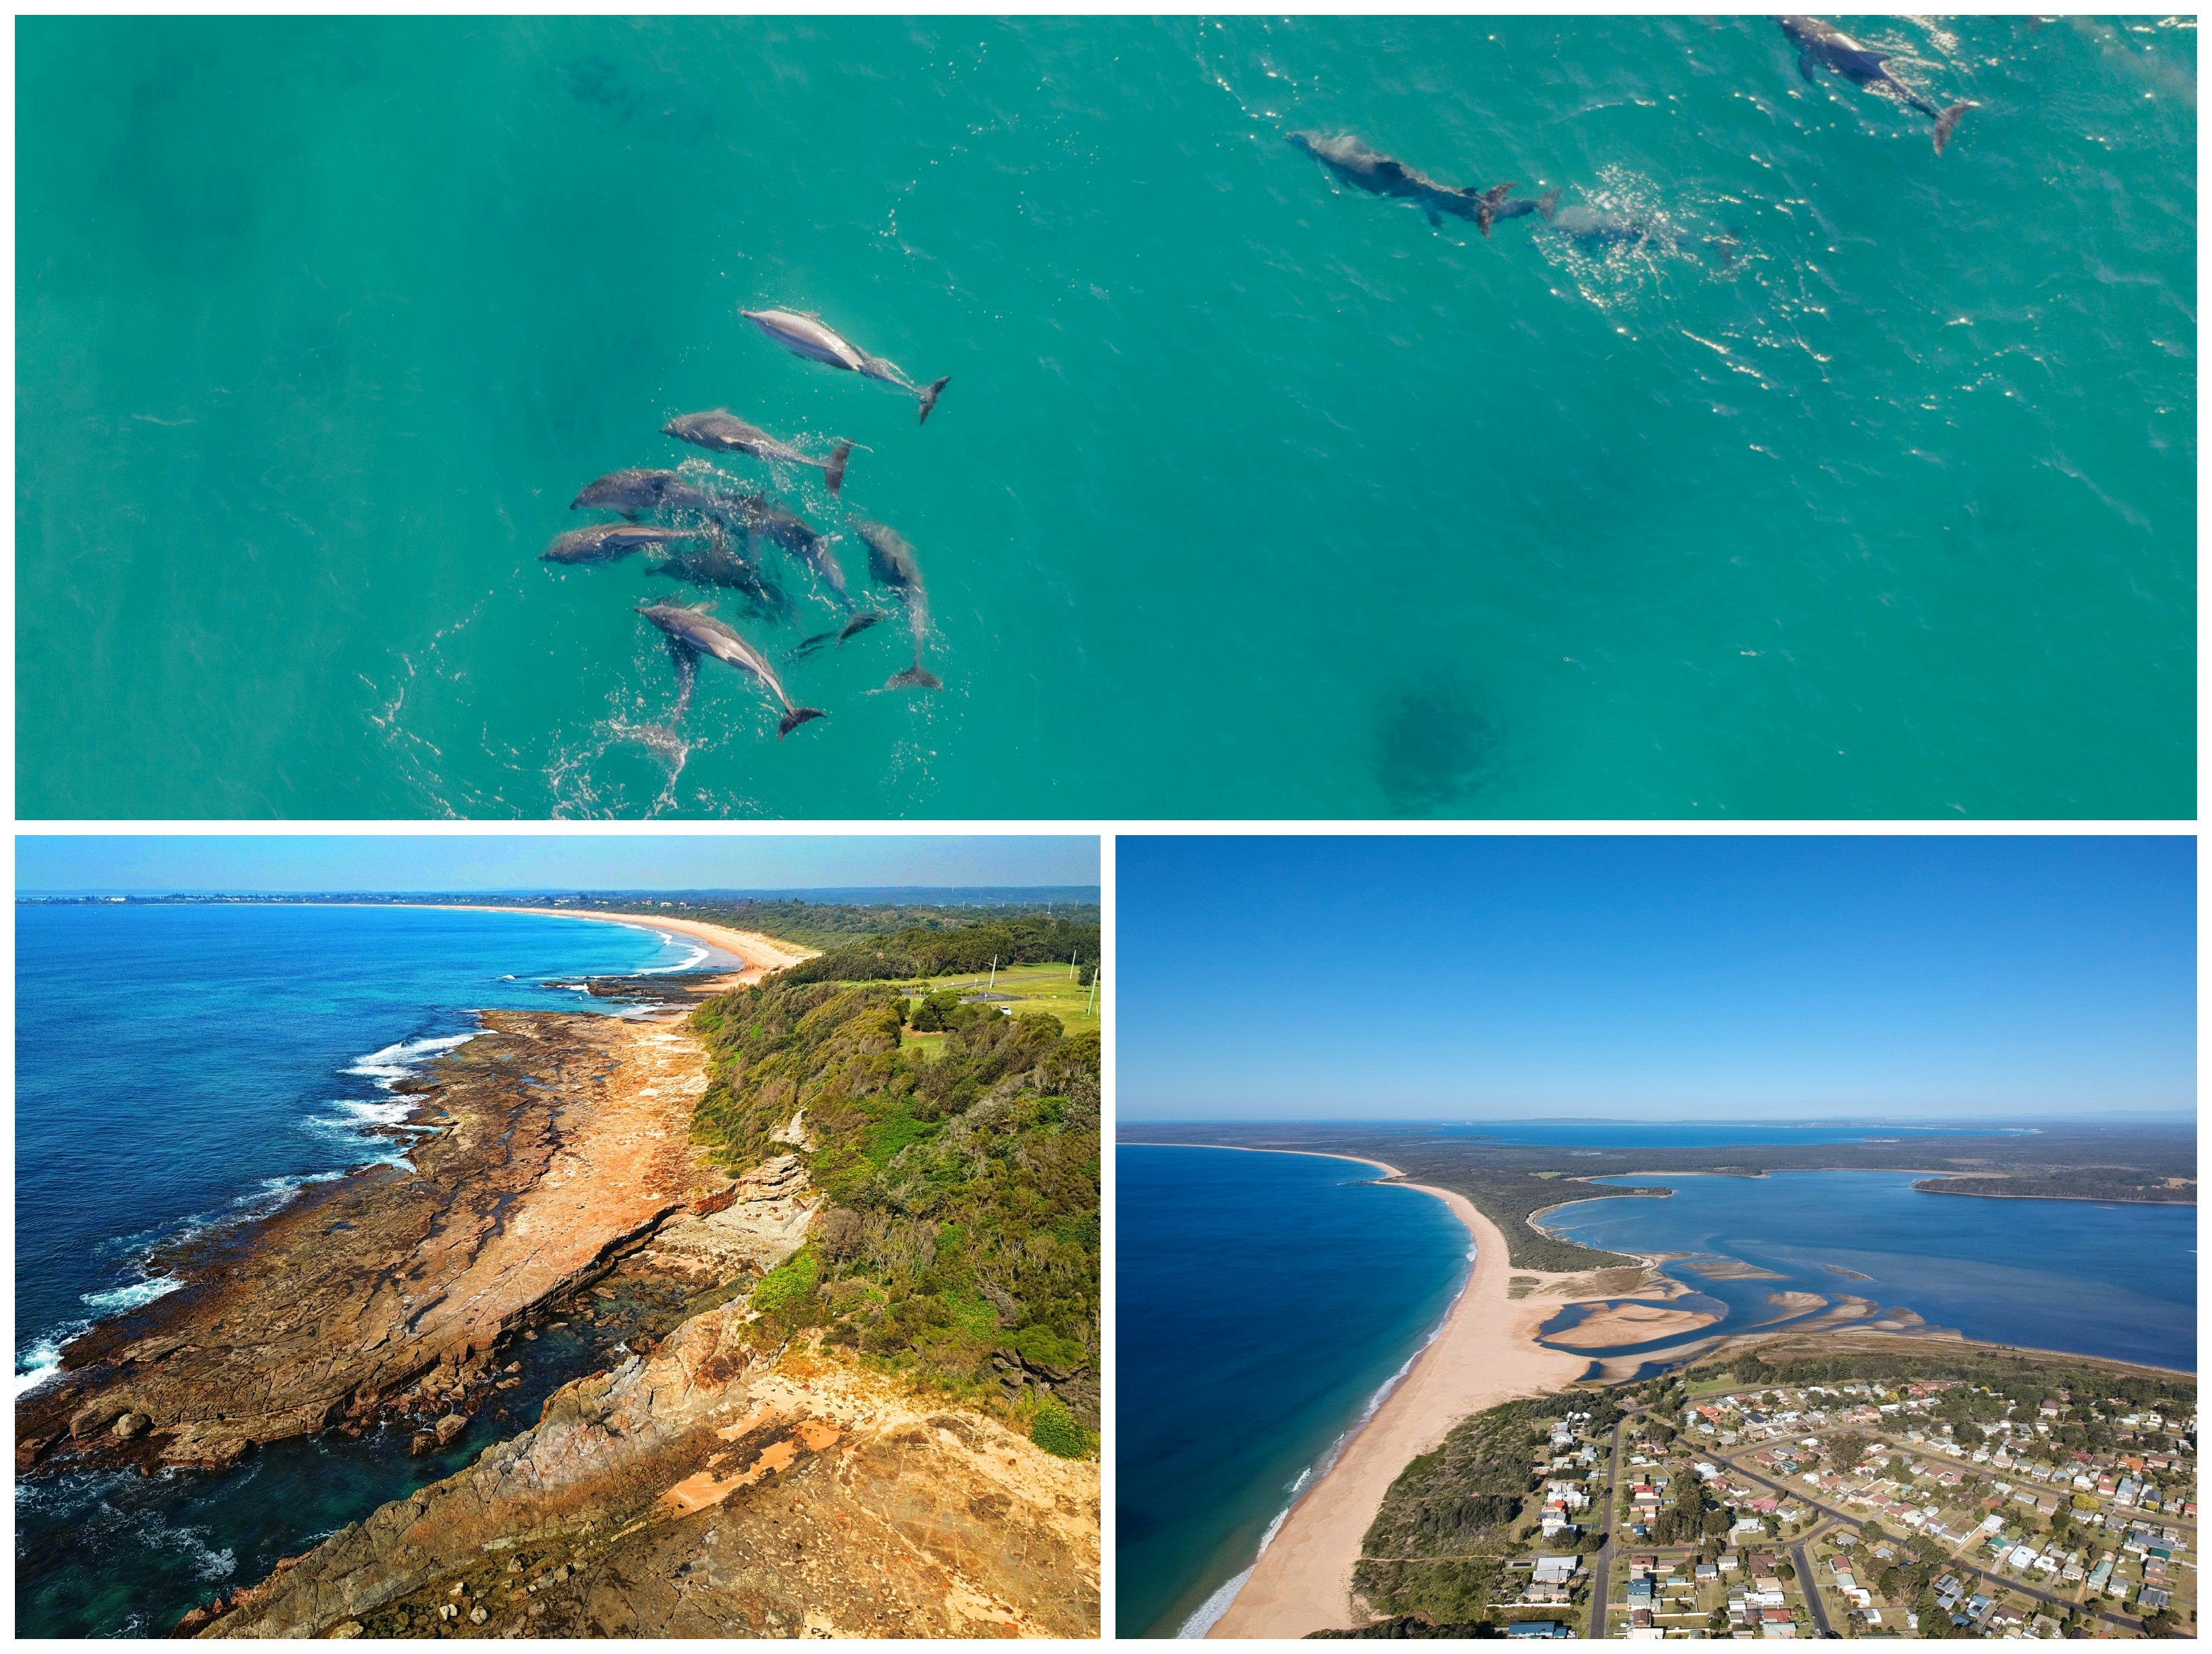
<box><xmin>1352</xmin><ymin>1363</ymin><xmax>2195</xmax><ymax>1640</ymax></box>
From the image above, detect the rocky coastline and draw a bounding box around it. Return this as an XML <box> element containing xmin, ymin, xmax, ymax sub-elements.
<box><xmin>18</xmin><ymin>988</ymin><xmax>1101</xmax><ymax>1638</ymax></box>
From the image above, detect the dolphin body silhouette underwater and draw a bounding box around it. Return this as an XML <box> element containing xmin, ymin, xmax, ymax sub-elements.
<box><xmin>741</xmin><ymin>309</ymin><xmax>951</xmax><ymax>424</ymax></box>
<box><xmin>635</xmin><ymin>601</ymin><xmax>827</xmax><ymax>738</ymax></box>
<box><xmin>1288</xmin><ymin>132</ymin><xmax>1532</xmax><ymax>234</ymax></box>
<box><xmin>1777</xmin><ymin>16</ymin><xmax>1973</xmax><ymax>154</ymax></box>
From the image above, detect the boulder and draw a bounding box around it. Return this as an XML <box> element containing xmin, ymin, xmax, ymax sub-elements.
<box><xmin>69</xmin><ymin>1400</ymin><xmax>127</xmax><ymax>1440</ymax></box>
<box><xmin>434</xmin><ymin>1413</ymin><xmax>468</xmax><ymax>1447</ymax></box>
<box><xmin>111</xmin><ymin>1411</ymin><xmax>152</xmax><ymax>1441</ymax></box>
<box><xmin>409</xmin><ymin>1430</ymin><xmax>438</xmax><ymax>1457</ymax></box>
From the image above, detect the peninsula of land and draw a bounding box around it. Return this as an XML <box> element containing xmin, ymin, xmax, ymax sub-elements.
<box><xmin>1138</xmin><ymin>1119</ymin><xmax>2193</xmax><ymax>1638</ymax></box>
<box><xmin>22</xmin><ymin>923</ymin><xmax>1101</xmax><ymax>1638</ymax></box>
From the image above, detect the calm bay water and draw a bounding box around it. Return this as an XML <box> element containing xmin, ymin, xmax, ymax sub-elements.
<box><xmin>1542</xmin><ymin>1169</ymin><xmax>2196</xmax><ymax>1373</ymax></box>
<box><xmin>18</xmin><ymin>17</ymin><xmax>2194</xmax><ymax>819</ymax></box>
<box><xmin>14</xmin><ymin>903</ymin><xmax>717</xmax><ymax>1636</ymax></box>
<box><xmin>1117</xmin><ymin>1145</ymin><xmax>1469</xmax><ymax>1638</ymax></box>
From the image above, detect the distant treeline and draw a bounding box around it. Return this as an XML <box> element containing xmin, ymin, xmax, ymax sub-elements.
<box><xmin>688</xmin><ymin>977</ymin><xmax>1099</xmax><ymax>1439</ymax></box>
<box><xmin>783</xmin><ymin>914</ymin><xmax>1101</xmax><ymax>986</ymax></box>
<box><xmin>1713</xmin><ymin>1343</ymin><xmax>2194</xmax><ymax>1413</ymax></box>
<box><xmin>1914</xmin><ymin>1167</ymin><xmax>2195</xmax><ymax>1205</ymax></box>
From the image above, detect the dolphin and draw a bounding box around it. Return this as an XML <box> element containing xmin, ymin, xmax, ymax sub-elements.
<box><xmin>541</xmin><ymin>523</ymin><xmax>701</xmax><ymax>565</ymax></box>
<box><xmin>635</xmin><ymin>602</ymin><xmax>825</xmax><ymax>738</ymax></box>
<box><xmin>1287</xmin><ymin>132</ymin><xmax>1516</xmax><ymax>233</ymax></box>
<box><xmin>853</xmin><ymin>518</ymin><xmax>942</xmax><ymax>691</ymax></box>
<box><xmin>726</xmin><ymin>491</ymin><xmax>855</xmax><ymax>612</ymax></box>
<box><xmin>644</xmin><ymin>531</ymin><xmax>787</xmax><ymax>617</ymax></box>
<box><xmin>1776</xmin><ymin>16</ymin><xmax>1973</xmax><ymax>154</ymax></box>
<box><xmin>660</xmin><ymin>411</ymin><xmax>854</xmax><ymax>496</ymax></box>
<box><xmin>570</xmin><ymin>468</ymin><xmax>724</xmax><ymax>519</ymax></box>
<box><xmin>741</xmin><ymin>308</ymin><xmax>951</xmax><ymax>424</ymax></box>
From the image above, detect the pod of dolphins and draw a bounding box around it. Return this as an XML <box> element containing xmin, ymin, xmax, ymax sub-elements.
<box><xmin>1292</xmin><ymin>18</ymin><xmax>1975</xmax><ymax>243</ymax></box>
<box><xmin>541</xmin><ymin>309</ymin><xmax>949</xmax><ymax>741</ymax></box>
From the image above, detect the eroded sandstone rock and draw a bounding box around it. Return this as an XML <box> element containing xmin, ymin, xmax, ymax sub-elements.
<box><xmin>203</xmin><ymin>1307</ymin><xmax>1099</xmax><ymax>1640</ymax></box>
<box><xmin>18</xmin><ymin>1011</ymin><xmax>714</xmax><ymax>1474</ymax></box>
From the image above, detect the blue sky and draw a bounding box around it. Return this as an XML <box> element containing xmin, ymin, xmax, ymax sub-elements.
<box><xmin>1120</xmin><ymin>836</ymin><xmax>2194</xmax><ymax>1121</ymax></box>
<box><xmin>16</xmin><ymin>834</ymin><xmax>1098</xmax><ymax>893</ymax></box>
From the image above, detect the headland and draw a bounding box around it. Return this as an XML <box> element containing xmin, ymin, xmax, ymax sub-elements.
<box><xmin>22</xmin><ymin>923</ymin><xmax>1099</xmax><ymax>1638</ymax></box>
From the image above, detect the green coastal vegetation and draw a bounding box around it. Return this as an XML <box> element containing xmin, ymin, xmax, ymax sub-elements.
<box><xmin>1913</xmin><ymin>1169</ymin><xmax>2196</xmax><ymax>1205</ymax></box>
<box><xmin>1353</xmin><ymin>1390</ymin><xmax>1629</xmax><ymax>1623</ymax></box>
<box><xmin>509</xmin><ymin>893</ymin><xmax>1097</xmax><ymax>955</ymax></box>
<box><xmin>781</xmin><ymin>912</ymin><xmax>1099</xmax><ymax>986</ymax></box>
<box><xmin>689</xmin><ymin>977</ymin><xmax>1099</xmax><ymax>1454</ymax></box>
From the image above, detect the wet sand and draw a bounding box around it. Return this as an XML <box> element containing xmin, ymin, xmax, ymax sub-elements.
<box><xmin>1208</xmin><ymin>1158</ymin><xmax>1586</xmax><ymax>1639</ymax></box>
<box><xmin>1543</xmin><ymin>1301</ymin><xmax>1721</xmax><ymax>1348</ymax></box>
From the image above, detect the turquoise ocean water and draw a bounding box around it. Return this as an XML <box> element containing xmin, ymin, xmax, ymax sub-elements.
<box><xmin>18</xmin><ymin>16</ymin><xmax>2194</xmax><ymax>818</ymax></box>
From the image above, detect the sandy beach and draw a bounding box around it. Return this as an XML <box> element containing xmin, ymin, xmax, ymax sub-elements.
<box><xmin>417</xmin><ymin>905</ymin><xmax>818</xmax><ymax>990</ymax></box>
<box><xmin>1208</xmin><ymin>1156</ymin><xmax>1589</xmax><ymax>1639</ymax></box>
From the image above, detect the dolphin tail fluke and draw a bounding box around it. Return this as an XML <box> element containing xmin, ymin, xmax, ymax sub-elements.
<box><xmin>917</xmin><ymin>376</ymin><xmax>951</xmax><ymax>424</ymax></box>
<box><xmin>884</xmin><ymin>663</ymin><xmax>943</xmax><ymax>692</ymax></box>
<box><xmin>777</xmin><ymin>706</ymin><xmax>828</xmax><ymax>739</ymax></box>
<box><xmin>823</xmin><ymin>441</ymin><xmax>852</xmax><ymax>496</ymax></box>
<box><xmin>1931</xmin><ymin>102</ymin><xmax>1971</xmax><ymax>155</ymax></box>
<box><xmin>1538</xmin><ymin>188</ymin><xmax>1561</xmax><ymax>221</ymax></box>
<box><xmin>838</xmin><ymin>609</ymin><xmax>888</xmax><ymax>644</ymax></box>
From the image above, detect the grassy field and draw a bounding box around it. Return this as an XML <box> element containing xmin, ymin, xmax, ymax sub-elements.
<box><xmin>819</xmin><ymin>959</ymin><xmax>1100</xmax><ymax>1045</ymax></box>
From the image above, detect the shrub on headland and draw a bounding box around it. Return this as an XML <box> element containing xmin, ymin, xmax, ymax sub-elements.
<box><xmin>1029</xmin><ymin>1395</ymin><xmax>1088</xmax><ymax>1459</ymax></box>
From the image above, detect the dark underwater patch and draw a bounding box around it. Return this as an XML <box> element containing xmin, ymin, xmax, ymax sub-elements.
<box><xmin>1371</xmin><ymin>683</ymin><xmax>1502</xmax><ymax>815</ymax></box>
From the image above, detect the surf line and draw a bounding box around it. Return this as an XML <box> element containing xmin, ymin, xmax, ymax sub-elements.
<box><xmin>1126</xmin><ymin>1145</ymin><xmax>1481</xmax><ymax>1640</ymax></box>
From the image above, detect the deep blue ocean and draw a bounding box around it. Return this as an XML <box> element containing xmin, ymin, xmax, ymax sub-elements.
<box><xmin>14</xmin><ymin>902</ymin><xmax>724</xmax><ymax>1636</ymax></box>
<box><xmin>1540</xmin><ymin>1169</ymin><xmax>2197</xmax><ymax>1374</ymax></box>
<box><xmin>1116</xmin><ymin>1145</ymin><xmax>1470</xmax><ymax>1639</ymax></box>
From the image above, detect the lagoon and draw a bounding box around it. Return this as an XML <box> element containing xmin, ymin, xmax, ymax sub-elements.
<box><xmin>1540</xmin><ymin>1169</ymin><xmax>2195</xmax><ymax>1373</ymax></box>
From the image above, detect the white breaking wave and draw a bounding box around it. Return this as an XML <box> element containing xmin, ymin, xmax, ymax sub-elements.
<box><xmin>346</xmin><ymin>1029</ymin><xmax>480</xmax><ymax>1085</ymax></box>
<box><xmin>81</xmin><ymin>1274</ymin><xmax>186</xmax><ymax>1317</ymax></box>
<box><xmin>637</xmin><ymin>944</ymin><xmax>710</xmax><ymax>975</ymax></box>
<box><xmin>1179</xmin><ymin>1247</ymin><xmax>1475</xmax><ymax>1639</ymax></box>
<box><xmin>1179</xmin><ymin>1562</ymin><xmax>1258</xmax><ymax>1638</ymax></box>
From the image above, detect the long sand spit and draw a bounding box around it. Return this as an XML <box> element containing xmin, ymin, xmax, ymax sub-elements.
<box><xmin>1208</xmin><ymin>1154</ymin><xmax>1588</xmax><ymax>1639</ymax></box>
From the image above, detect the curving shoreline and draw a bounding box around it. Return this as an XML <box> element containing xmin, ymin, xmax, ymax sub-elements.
<box><xmin>1190</xmin><ymin>1152</ymin><xmax>1587</xmax><ymax>1640</ymax></box>
<box><xmin>403</xmin><ymin>904</ymin><xmax>819</xmax><ymax>988</ymax></box>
